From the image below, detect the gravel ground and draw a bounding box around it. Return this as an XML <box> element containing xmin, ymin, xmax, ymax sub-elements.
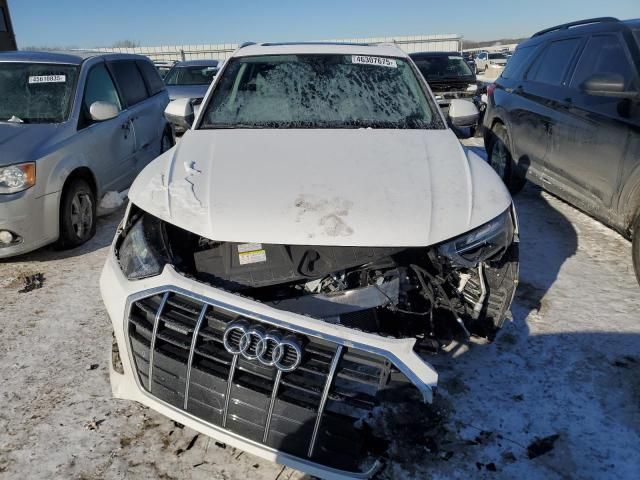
<box><xmin>1</xmin><ymin>140</ymin><xmax>638</xmax><ymax>479</ymax></box>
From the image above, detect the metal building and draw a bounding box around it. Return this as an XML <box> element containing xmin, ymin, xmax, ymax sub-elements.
<box><xmin>92</xmin><ymin>34</ymin><xmax>462</xmax><ymax>62</ymax></box>
<box><xmin>0</xmin><ymin>0</ymin><xmax>17</xmax><ymax>51</ymax></box>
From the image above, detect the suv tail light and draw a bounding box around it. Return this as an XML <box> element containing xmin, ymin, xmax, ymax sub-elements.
<box><xmin>487</xmin><ymin>83</ymin><xmax>497</xmax><ymax>98</ymax></box>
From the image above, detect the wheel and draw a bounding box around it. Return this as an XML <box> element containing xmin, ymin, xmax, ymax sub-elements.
<box><xmin>487</xmin><ymin>123</ymin><xmax>526</xmax><ymax>195</ymax></box>
<box><xmin>160</xmin><ymin>129</ymin><xmax>174</xmax><ymax>154</ymax></box>
<box><xmin>57</xmin><ymin>178</ymin><xmax>96</xmax><ymax>249</ymax></box>
<box><xmin>633</xmin><ymin>215</ymin><xmax>640</xmax><ymax>286</ymax></box>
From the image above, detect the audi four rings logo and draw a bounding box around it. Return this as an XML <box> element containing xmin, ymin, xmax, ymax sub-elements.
<box><xmin>222</xmin><ymin>321</ymin><xmax>303</xmax><ymax>372</ymax></box>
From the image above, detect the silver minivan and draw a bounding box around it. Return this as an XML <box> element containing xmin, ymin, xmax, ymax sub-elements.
<box><xmin>0</xmin><ymin>51</ymin><xmax>173</xmax><ymax>257</ymax></box>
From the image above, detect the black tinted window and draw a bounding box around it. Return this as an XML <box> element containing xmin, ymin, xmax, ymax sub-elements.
<box><xmin>0</xmin><ymin>7</ymin><xmax>7</xmax><ymax>32</ymax></box>
<box><xmin>501</xmin><ymin>45</ymin><xmax>537</xmax><ymax>79</ymax></box>
<box><xmin>109</xmin><ymin>61</ymin><xmax>148</xmax><ymax>106</ymax></box>
<box><xmin>527</xmin><ymin>38</ymin><xmax>581</xmax><ymax>85</ymax></box>
<box><xmin>570</xmin><ymin>35</ymin><xmax>637</xmax><ymax>92</ymax></box>
<box><xmin>136</xmin><ymin>60</ymin><xmax>165</xmax><ymax>95</ymax></box>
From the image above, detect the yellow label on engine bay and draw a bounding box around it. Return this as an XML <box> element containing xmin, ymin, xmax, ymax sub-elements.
<box><xmin>237</xmin><ymin>243</ymin><xmax>267</xmax><ymax>265</ymax></box>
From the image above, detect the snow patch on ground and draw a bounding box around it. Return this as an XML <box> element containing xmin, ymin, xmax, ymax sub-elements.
<box><xmin>99</xmin><ymin>190</ymin><xmax>129</xmax><ymax>211</ymax></box>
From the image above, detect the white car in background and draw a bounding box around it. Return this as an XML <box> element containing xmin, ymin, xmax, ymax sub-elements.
<box><xmin>101</xmin><ymin>42</ymin><xmax>519</xmax><ymax>479</ymax></box>
<box><xmin>474</xmin><ymin>51</ymin><xmax>509</xmax><ymax>75</ymax></box>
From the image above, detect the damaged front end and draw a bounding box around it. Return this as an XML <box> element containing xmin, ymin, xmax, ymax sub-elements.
<box><xmin>112</xmin><ymin>204</ymin><xmax>518</xmax><ymax>475</ymax></box>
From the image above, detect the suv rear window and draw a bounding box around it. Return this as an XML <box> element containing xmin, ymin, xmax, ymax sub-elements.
<box><xmin>136</xmin><ymin>60</ymin><xmax>165</xmax><ymax>96</ymax></box>
<box><xmin>570</xmin><ymin>34</ymin><xmax>637</xmax><ymax>92</ymax></box>
<box><xmin>109</xmin><ymin>61</ymin><xmax>149</xmax><ymax>106</ymax></box>
<box><xmin>527</xmin><ymin>38</ymin><xmax>581</xmax><ymax>86</ymax></box>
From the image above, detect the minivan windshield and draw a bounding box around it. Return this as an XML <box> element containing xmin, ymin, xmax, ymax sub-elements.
<box><xmin>164</xmin><ymin>65</ymin><xmax>218</xmax><ymax>86</ymax></box>
<box><xmin>200</xmin><ymin>54</ymin><xmax>438</xmax><ymax>129</ymax></box>
<box><xmin>413</xmin><ymin>55</ymin><xmax>474</xmax><ymax>80</ymax></box>
<box><xmin>0</xmin><ymin>63</ymin><xmax>79</xmax><ymax>123</ymax></box>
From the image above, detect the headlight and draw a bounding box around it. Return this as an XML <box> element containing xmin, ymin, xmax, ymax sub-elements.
<box><xmin>117</xmin><ymin>212</ymin><xmax>170</xmax><ymax>280</ymax></box>
<box><xmin>438</xmin><ymin>209</ymin><xmax>514</xmax><ymax>267</ymax></box>
<box><xmin>0</xmin><ymin>162</ymin><xmax>36</xmax><ymax>194</ymax></box>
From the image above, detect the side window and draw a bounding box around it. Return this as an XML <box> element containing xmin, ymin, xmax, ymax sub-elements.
<box><xmin>136</xmin><ymin>60</ymin><xmax>165</xmax><ymax>96</ymax></box>
<box><xmin>570</xmin><ymin>34</ymin><xmax>637</xmax><ymax>92</ymax></box>
<box><xmin>0</xmin><ymin>7</ymin><xmax>8</xmax><ymax>32</ymax></box>
<box><xmin>109</xmin><ymin>61</ymin><xmax>149</xmax><ymax>107</ymax></box>
<box><xmin>527</xmin><ymin>38</ymin><xmax>581</xmax><ymax>86</ymax></box>
<box><xmin>501</xmin><ymin>45</ymin><xmax>538</xmax><ymax>80</ymax></box>
<box><xmin>83</xmin><ymin>63</ymin><xmax>122</xmax><ymax>112</ymax></box>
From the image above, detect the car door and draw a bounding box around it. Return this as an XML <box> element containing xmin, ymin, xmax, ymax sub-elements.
<box><xmin>547</xmin><ymin>33</ymin><xmax>639</xmax><ymax>214</ymax></box>
<box><xmin>77</xmin><ymin>62</ymin><xmax>136</xmax><ymax>194</ymax></box>
<box><xmin>108</xmin><ymin>60</ymin><xmax>154</xmax><ymax>182</ymax></box>
<box><xmin>134</xmin><ymin>60</ymin><xmax>169</xmax><ymax>167</ymax></box>
<box><xmin>510</xmin><ymin>37</ymin><xmax>583</xmax><ymax>182</ymax></box>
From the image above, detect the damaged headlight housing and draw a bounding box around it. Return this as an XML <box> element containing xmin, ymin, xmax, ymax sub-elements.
<box><xmin>438</xmin><ymin>209</ymin><xmax>514</xmax><ymax>267</ymax></box>
<box><xmin>117</xmin><ymin>211</ymin><xmax>171</xmax><ymax>280</ymax></box>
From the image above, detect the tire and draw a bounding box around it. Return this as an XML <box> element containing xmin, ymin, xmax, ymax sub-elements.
<box><xmin>57</xmin><ymin>178</ymin><xmax>96</xmax><ymax>249</ymax></box>
<box><xmin>160</xmin><ymin>129</ymin><xmax>174</xmax><ymax>154</ymax></box>
<box><xmin>633</xmin><ymin>215</ymin><xmax>640</xmax><ymax>286</ymax></box>
<box><xmin>487</xmin><ymin>123</ymin><xmax>526</xmax><ymax>195</ymax></box>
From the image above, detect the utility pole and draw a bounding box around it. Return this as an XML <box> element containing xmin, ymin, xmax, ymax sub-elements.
<box><xmin>0</xmin><ymin>0</ymin><xmax>17</xmax><ymax>51</ymax></box>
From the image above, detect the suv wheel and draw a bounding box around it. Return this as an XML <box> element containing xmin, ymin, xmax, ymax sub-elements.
<box><xmin>488</xmin><ymin>123</ymin><xmax>526</xmax><ymax>195</ymax></box>
<box><xmin>633</xmin><ymin>215</ymin><xmax>640</xmax><ymax>286</ymax></box>
<box><xmin>57</xmin><ymin>178</ymin><xmax>96</xmax><ymax>249</ymax></box>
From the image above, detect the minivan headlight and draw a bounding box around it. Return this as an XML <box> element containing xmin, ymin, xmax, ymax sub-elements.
<box><xmin>117</xmin><ymin>213</ymin><xmax>170</xmax><ymax>280</ymax></box>
<box><xmin>438</xmin><ymin>209</ymin><xmax>514</xmax><ymax>267</ymax></box>
<box><xmin>0</xmin><ymin>162</ymin><xmax>36</xmax><ymax>194</ymax></box>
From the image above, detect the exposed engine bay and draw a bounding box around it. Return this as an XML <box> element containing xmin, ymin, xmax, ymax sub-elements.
<box><xmin>117</xmin><ymin>206</ymin><xmax>519</xmax><ymax>351</ymax></box>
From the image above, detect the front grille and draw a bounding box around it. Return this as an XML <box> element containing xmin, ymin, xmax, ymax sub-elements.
<box><xmin>126</xmin><ymin>291</ymin><xmax>415</xmax><ymax>474</ymax></box>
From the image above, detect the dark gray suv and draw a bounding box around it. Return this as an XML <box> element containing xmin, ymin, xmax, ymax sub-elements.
<box><xmin>483</xmin><ymin>17</ymin><xmax>640</xmax><ymax>283</ymax></box>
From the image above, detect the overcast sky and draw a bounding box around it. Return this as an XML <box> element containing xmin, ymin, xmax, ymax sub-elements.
<box><xmin>9</xmin><ymin>0</ymin><xmax>640</xmax><ymax>48</ymax></box>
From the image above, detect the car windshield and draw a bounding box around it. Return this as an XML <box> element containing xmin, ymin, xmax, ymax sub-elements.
<box><xmin>413</xmin><ymin>55</ymin><xmax>473</xmax><ymax>79</ymax></box>
<box><xmin>164</xmin><ymin>65</ymin><xmax>218</xmax><ymax>85</ymax></box>
<box><xmin>489</xmin><ymin>53</ymin><xmax>507</xmax><ymax>60</ymax></box>
<box><xmin>200</xmin><ymin>54</ymin><xmax>438</xmax><ymax>129</ymax></box>
<box><xmin>0</xmin><ymin>62</ymin><xmax>79</xmax><ymax>123</ymax></box>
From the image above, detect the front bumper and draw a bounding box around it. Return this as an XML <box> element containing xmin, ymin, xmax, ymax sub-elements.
<box><xmin>0</xmin><ymin>188</ymin><xmax>59</xmax><ymax>258</ymax></box>
<box><xmin>101</xmin><ymin>250</ymin><xmax>438</xmax><ymax>478</ymax></box>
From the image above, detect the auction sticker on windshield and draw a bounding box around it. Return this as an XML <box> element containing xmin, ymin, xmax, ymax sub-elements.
<box><xmin>351</xmin><ymin>56</ymin><xmax>397</xmax><ymax>68</ymax></box>
<box><xmin>28</xmin><ymin>75</ymin><xmax>66</xmax><ymax>84</ymax></box>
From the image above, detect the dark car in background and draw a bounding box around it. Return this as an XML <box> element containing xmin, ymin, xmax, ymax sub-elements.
<box><xmin>410</xmin><ymin>51</ymin><xmax>480</xmax><ymax>132</ymax></box>
<box><xmin>483</xmin><ymin>17</ymin><xmax>640</xmax><ymax>283</ymax></box>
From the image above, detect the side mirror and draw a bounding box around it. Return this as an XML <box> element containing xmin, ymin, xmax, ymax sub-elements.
<box><xmin>89</xmin><ymin>101</ymin><xmax>119</xmax><ymax>121</ymax></box>
<box><xmin>448</xmin><ymin>99</ymin><xmax>479</xmax><ymax>128</ymax></box>
<box><xmin>164</xmin><ymin>98</ymin><xmax>194</xmax><ymax>130</ymax></box>
<box><xmin>580</xmin><ymin>73</ymin><xmax>639</xmax><ymax>99</ymax></box>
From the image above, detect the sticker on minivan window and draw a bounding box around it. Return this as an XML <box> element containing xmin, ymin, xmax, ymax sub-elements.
<box><xmin>28</xmin><ymin>75</ymin><xmax>66</xmax><ymax>84</ymax></box>
<box><xmin>351</xmin><ymin>56</ymin><xmax>397</xmax><ymax>68</ymax></box>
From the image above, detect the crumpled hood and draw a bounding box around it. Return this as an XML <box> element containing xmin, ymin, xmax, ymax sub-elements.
<box><xmin>0</xmin><ymin>122</ymin><xmax>61</xmax><ymax>166</ymax></box>
<box><xmin>129</xmin><ymin>128</ymin><xmax>511</xmax><ymax>247</ymax></box>
<box><xmin>167</xmin><ymin>85</ymin><xmax>209</xmax><ymax>101</ymax></box>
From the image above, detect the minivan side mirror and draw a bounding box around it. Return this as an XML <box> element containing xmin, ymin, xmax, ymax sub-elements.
<box><xmin>164</xmin><ymin>98</ymin><xmax>195</xmax><ymax>130</ymax></box>
<box><xmin>448</xmin><ymin>99</ymin><xmax>479</xmax><ymax>129</ymax></box>
<box><xmin>580</xmin><ymin>73</ymin><xmax>639</xmax><ymax>99</ymax></box>
<box><xmin>89</xmin><ymin>101</ymin><xmax>119</xmax><ymax>121</ymax></box>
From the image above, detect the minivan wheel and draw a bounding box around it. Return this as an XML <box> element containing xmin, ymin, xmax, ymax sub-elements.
<box><xmin>633</xmin><ymin>215</ymin><xmax>640</xmax><ymax>286</ymax></box>
<box><xmin>488</xmin><ymin>124</ymin><xmax>526</xmax><ymax>195</ymax></box>
<box><xmin>57</xmin><ymin>179</ymin><xmax>96</xmax><ymax>249</ymax></box>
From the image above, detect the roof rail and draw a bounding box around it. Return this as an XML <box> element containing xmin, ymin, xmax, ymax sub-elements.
<box><xmin>239</xmin><ymin>42</ymin><xmax>256</xmax><ymax>49</ymax></box>
<box><xmin>532</xmin><ymin>17</ymin><xmax>619</xmax><ymax>37</ymax></box>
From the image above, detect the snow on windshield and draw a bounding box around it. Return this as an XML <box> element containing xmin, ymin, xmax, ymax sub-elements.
<box><xmin>0</xmin><ymin>63</ymin><xmax>79</xmax><ymax>123</ymax></box>
<box><xmin>201</xmin><ymin>55</ymin><xmax>437</xmax><ymax>129</ymax></box>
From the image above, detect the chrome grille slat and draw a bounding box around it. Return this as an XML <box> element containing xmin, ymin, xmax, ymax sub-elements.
<box><xmin>222</xmin><ymin>354</ymin><xmax>238</xmax><ymax>428</ymax></box>
<box><xmin>263</xmin><ymin>369</ymin><xmax>282</xmax><ymax>442</ymax></box>
<box><xmin>308</xmin><ymin>344</ymin><xmax>344</xmax><ymax>458</ymax></box>
<box><xmin>147</xmin><ymin>292</ymin><xmax>170</xmax><ymax>393</ymax></box>
<box><xmin>183</xmin><ymin>304</ymin><xmax>208</xmax><ymax>409</ymax></box>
